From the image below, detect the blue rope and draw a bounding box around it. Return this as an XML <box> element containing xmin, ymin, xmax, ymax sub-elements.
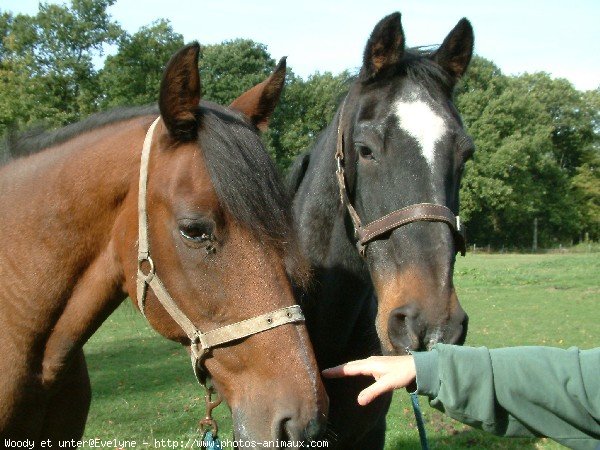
<box><xmin>203</xmin><ymin>431</ymin><xmax>222</xmax><ymax>449</ymax></box>
<box><xmin>410</xmin><ymin>392</ymin><xmax>430</xmax><ymax>450</ymax></box>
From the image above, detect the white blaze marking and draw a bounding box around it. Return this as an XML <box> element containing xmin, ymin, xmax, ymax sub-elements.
<box><xmin>394</xmin><ymin>99</ymin><xmax>447</xmax><ymax>170</ymax></box>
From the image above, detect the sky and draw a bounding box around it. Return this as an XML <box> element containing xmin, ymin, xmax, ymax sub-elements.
<box><xmin>2</xmin><ymin>0</ymin><xmax>599</xmax><ymax>91</ymax></box>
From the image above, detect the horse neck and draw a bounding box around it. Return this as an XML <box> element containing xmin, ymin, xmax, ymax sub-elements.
<box><xmin>0</xmin><ymin>116</ymin><xmax>150</xmax><ymax>357</ymax></box>
<box><xmin>292</xmin><ymin>108</ymin><xmax>377</xmax><ymax>364</ymax></box>
<box><xmin>294</xmin><ymin>110</ymin><xmax>367</xmax><ymax>280</ymax></box>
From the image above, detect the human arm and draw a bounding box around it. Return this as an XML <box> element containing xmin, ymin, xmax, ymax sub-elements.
<box><xmin>323</xmin><ymin>345</ymin><xmax>600</xmax><ymax>450</ymax></box>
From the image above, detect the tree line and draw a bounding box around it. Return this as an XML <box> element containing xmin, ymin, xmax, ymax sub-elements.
<box><xmin>1</xmin><ymin>0</ymin><xmax>598</xmax><ymax>248</ymax></box>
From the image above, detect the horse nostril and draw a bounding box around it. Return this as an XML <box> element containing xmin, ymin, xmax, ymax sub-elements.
<box><xmin>388</xmin><ymin>305</ymin><xmax>420</xmax><ymax>352</ymax></box>
<box><xmin>388</xmin><ymin>303</ymin><xmax>469</xmax><ymax>353</ymax></box>
<box><xmin>274</xmin><ymin>414</ymin><xmax>302</xmax><ymax>442</ymax></box>
<box><xmin>304</xmin><ymin>417</ymin><xmax>326</xmax><ymax>442</ymax></box>
<box><xmin>273</xmin><ymin>415</ymin><xmax>325</xmax><ymax>443</ymax></box>
<box><xmin>273</xmin><ymin>415</ymin><xmax>292</xmax><ymax>441</ymax></box>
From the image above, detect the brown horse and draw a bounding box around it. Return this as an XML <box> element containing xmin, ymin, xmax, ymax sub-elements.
<box><xmin>0</xmin><ymin>44</ymin><xmax>327</xmax><ymax>444</ymax></box>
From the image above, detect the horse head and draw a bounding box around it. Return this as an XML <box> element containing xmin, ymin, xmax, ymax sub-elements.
<box><xmin>117</xmin><ymin>44</ymin><xmax>327</xmax><ymax>442</ymax></box>
<box><xmin>340</xmin><ymin>14</ymin><xmax>474</xmax><ymax>354</ymax></box>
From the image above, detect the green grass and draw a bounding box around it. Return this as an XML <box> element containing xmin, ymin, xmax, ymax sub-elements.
<box><xmin>82</xmin><ymin>253</ymin><xmax>600</xmax><ymax>449</ymax></box>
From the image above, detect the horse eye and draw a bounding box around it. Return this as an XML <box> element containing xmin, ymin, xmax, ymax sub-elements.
<box><xmin>179</xmin><ymin>222</ymin><xmax>214</xmax><ymax>245</ymax></box>
<box><xmin>457</xmin><ymin>134</ymin><xmax>475</xmax><ymax>160</ymax></box>
<box><xmin>180</xmin><ymin>227</ymin><xmax>210</xmax><ymax>242</ymax></box>
<box><xmin>357</xmin><ymin>145</ymin><xmax>374</xmax><ymax>160</ymax></box>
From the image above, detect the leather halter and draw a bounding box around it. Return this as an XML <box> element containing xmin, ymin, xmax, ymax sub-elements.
<box><xmin>136</xmin><ymin>117</ymin><xmax>305</xmax><ymax>386</ymax></box>
<box><xmin>334</xmin><ymin>99</ymin><xmax>466</xmax><ymax>257</ymax></box>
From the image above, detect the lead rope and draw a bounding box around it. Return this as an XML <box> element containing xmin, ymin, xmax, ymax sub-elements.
<box><xmin>202</xmin><ymin>431</ymin><xmax>221</xmax><ymax>450</ymax></box>
<box><xmin>410</xmin><ymin>392</ymin><xmax>430</xmax><ymax>450</ymax></box>
<box><xmin>406</xmin><ymin>348</ymin><xmax>429</xmax><ymax>450</ymax></box>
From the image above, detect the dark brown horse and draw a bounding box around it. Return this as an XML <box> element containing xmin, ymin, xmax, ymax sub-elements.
<box><xmin>0</xmin><ymin>44</ymin><xmax>327</xmax><ymax>444</ymax></box>
<box><xmin>289</xmin><ymin>13</ymin><xmax>474</xmax><ymax>448</ymax></box>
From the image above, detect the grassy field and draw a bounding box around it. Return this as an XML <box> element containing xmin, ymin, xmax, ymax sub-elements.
<box><xmin>82</xmin><ymin>253</ymin><xmax>599</xmax><ymax>449</ymax></box>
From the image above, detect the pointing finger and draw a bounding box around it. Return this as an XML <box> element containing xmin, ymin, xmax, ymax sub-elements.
<box><xmin>322</xmin><ymin>359</ymin><xmax>376</xmax><ymax>378</ymax></box>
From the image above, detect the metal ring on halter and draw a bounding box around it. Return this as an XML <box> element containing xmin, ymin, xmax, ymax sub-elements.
<box><xmin>138</xmin><ymin>256</ymin><xmax>155</xmax><ymax>282</ymax></box>
<box><xmin>190</xmin><ymin>337</ymin><xmax>211</xmax><ymax>387</ymax></box>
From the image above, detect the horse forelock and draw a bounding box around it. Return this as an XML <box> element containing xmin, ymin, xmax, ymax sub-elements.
<box><xmin>197</xmin><ymin>102</ymin><xmax>308</xmax><ymax>282</ymax></box>
<box><xmin>358</xmin><ymin>47</ymin><xmax>453</xmax><ymax>97</ymax></box>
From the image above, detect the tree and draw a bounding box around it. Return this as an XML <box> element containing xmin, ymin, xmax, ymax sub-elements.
<box><xmin>571</xmin><ymin>88</ymin><xmax>600</xmax><ymax>240</ymax></box>
<box><xmin>267</xmin><ymin>70</ymin><xmax>351</xmax><ymax>169</ymax></box>
<box><xmin>195</xmin><ymin>39</ymin><xmax>350</xmax><ymax>170</ymax></box>
<box><xmin>572</xmin><ymin>156</ymin><xmax>600</xmax><ymax>241</ymax></box>
<box><xmin>1</xmin><ymin>7</ymin><xmax>596</xmax><ymax>248</ymax></box>
<box><xmin>99</xmin><ymin>19</ymin><xmax>183</xmax><ymax>108</ymax></box>
<box><xmin>455</xmin><ymin>56</ymin><xmax>508</xmax><ymax>126</ymax></box>
<box><xmin>456</xmin><ymin>61</ymin><xmax>585</xmax><ymax>247</ymax></box>
<box><xmin>515</xmin><ymin>73</ymin><xmax>597</xmax><ymax>175</ymax></box>
<box><xmin>0</xmin><ymin>0</ymin><xmax>122</xmax><ymax>132</ymax></box>
<box><xmin>199</xmin><ymin>39</ymin><xmax>275</xmax><ymax>106</ymax></box>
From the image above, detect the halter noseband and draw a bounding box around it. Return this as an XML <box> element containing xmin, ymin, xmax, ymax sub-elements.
<box><xmin>334</xmin><ymin>99</ymin><xmax>466</xmax><ymax>257</ymax></box>
<box><xmin>136</xmin><ymin>117</ymin><xmax>305</xmax><ymax>388</ymax></box>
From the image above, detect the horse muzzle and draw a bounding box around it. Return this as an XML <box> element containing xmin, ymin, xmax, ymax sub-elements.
<box><xmin>387</xmin><ymin>301</ymin><xmax>468</xmax><ymax>353</ymax></box>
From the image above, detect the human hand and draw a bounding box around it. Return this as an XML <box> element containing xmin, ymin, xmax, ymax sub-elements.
<box><xmin>322</xmin><ymin>355</ymin><xmax>416</xmax><ymax>406</ymax></box>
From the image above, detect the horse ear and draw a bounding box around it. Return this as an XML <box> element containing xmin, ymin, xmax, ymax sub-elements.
<box><xmin>229</xmin><ymin>57</ymin><xmax>287</xmax><ymax>132</ymax></box>
<box><xmin>434</xmin><ymin>18</ymin><xmax>474</xmax><ymax>83</ymax></box>
<box><xmin>360</xmin><ymin>12</ymin><xmax>405</xmax><ymax>82</ymax></box>
<box><xmin>159</xmin><ymin>42</ymin><xmax>201</xmax><ymax>141</ymax></box>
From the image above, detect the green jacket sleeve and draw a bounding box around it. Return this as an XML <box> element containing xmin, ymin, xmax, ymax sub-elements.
<box><xmin>413</xmin><ymin>344</ymin><xmax>600</xmax><ymax>450</ymax></box>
